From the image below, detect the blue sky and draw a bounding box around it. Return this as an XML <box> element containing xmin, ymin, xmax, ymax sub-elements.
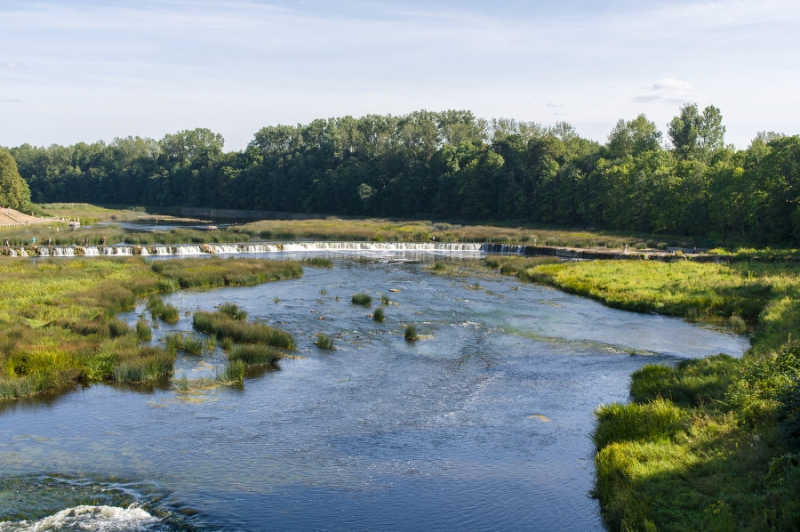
<box><xmin>1</xmin><ymin>0</ymin><xmax>798</xmax><ymax>150</ymax></box>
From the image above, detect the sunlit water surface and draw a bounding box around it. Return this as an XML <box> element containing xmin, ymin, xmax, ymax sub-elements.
<box><xmin>0</xmin><ymin>253</ymin><xmax>749</xmax><ymax>531</ymax></box>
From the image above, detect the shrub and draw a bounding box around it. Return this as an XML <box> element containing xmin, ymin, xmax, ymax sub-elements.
<box><xmin>405</xmin><ymin>324</ymin><xmax>418</xmax><ymax>341</ymax></box>
<box><xmin>373</xmin><ymin>307</ymin><xmax>385</xmax><ymax>322</ymax></box>
<box><xmin>135</xmin><ymin>319</ymin><xmax>152</xmax><ymax>341</ymax></box>
<box><xmin>352</xmin><ymin>293</ymin><xmax>372</xmax><ymax>306</ymax></box>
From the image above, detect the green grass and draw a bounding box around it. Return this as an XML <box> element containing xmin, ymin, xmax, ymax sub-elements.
<box><xmin>373</xmin><ymin>307</ymin><xmax>385</xmax><ymax>322</ymax></box>
<box><xmin>404</xmin><ymin>324</ymin><xmax>418</xmax><ymax>341</ymax></box>
<box><xmin>135</xmin><ymin>319</ymin><xmax>152</xmax><ymax>341</ymax></box>
<box><xmin>151</xmin><ymin>258</ymin><xmax>302</xmax><ymax>289</ymax></box>
<box><xmin>192</xmin><ymin>310</ymin><xmax>295</xmax><ymax>349</ymax></box>
<box><xmin>502</xmin><ymin>260</ymin><xmax>800</xmax><ymax>531</ymax></box>
<box><xmin>216</xmin><ymin>360</ymin><xmax>245</xmax><ymax>383</ymax></box>
<box><xmin>146</xmin><ymin>296</ymin><xmax>178</xmax><ymax>324</ymax></box>
<box><xmin>303</xmin><ymin>257</ymin><xmax>333</xmax><ymax>268</ymax></box>
<box><xmin>315</xmin><ymin>333</ymin><xmax>334</xmax><ymax>350</ymax></box>
<box><xmin>0</xmin><ymin>256</ymin><xmax>303</xmax><ymax>400</ymax></box>
<box><xmin>164</xmin><ymin>333</ymin><xmax>203</xmax><ymax>355</ymax></box>
<box><xmin>229</xmin><ymin>344</ymin><xmax>282</xmax><ymax>366</ymax></box>
<box><xmin>352</xmin><ymin>293</ymin><xmax>372</xmax><ymax>306</ymax></box>
<box><xmin>381</xmin><ymin>294</ymin><xmax>390</xmax><ymax>305</ymax></box>
<box><xmin>218</xmin><ymin>302</ymin><xmax>247</xmax><ymax>320</ymax></box>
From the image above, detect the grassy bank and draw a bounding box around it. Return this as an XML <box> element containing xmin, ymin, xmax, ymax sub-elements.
<box><xmin>0</xmin><ymin>257</ymin><xmax>303</xmax><ymax>400</ymax></box>
<box><xmin>488</xmin><ymin>257</ymin><xmax>800</xmax><ymax>530</ymax></box>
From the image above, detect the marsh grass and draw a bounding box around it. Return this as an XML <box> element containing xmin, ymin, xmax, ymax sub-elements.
<box><xmin>352</xmin><ymin>293</ymin><xmax>372</xmax><ymax>306</ymax></box>
<box><xmin>218</xmin><ymin>302</ymin><xmax>247</xmax><ymax>320</ymax></box>
<box><xmin>303</xmin><ymin>257</ymin><xmax>333</xmax><ymax>268</ymax></box>
<box><xmin>0</xmin><ymin>256</ymin><xmax>303</xmax><ymax>400</ymax></box>
<box><xmin>315</xmin><ymin>333</ymin><xmax>334</xmax><ymax>350</ymax></box>
<box><xmin>152</xmin><ymin>258</ymin><xmax>302</xmax><ymax>289</ymax></box>
<box><xmin>404</xmin><ymin>324</ymin><xmax>418</xmax><ymax>341</ymax></box>
<box><xmin>381</xmin><ymin>294</ymin><xmax>390</xmax><ymax>305</ymax></box>
<box><xmin>136</xmin><ymin>319</ymin><xmax>152</xmax><ymax>341</ymax></box>
<box><xmin>373</xmin><ymin>307</ymin><xmax>385</xmax><ymax>322</ymax></box>
<box><xmin>193</xmin><ymin>311</ymin><xmax>295</xmax><ymax>349</ymax></box>
<box><xmin>216</xmin><ymin>360</ymin><xmax>245</xmax><ymax>383</ymax></box>
<box><xmin>147</xmin><ymin>296</ymin><xmax>178</xmax><ymax>324</ymax></box>
<box><xmin>229</xmin><ymin>344</ymin><xmax>282</xmax><ymax>366</ymax></box>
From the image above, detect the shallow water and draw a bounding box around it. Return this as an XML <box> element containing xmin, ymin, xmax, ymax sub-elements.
<box><xmin>0</xmin><ymin>254</ymin><xmax>748</xmax><ymax>531</ymax></box>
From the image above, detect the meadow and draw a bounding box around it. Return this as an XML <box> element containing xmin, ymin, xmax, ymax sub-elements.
<box><xmin>487</xmin><ymin>256</ymin><xmax>800</xmax><ymax>531</ymax></box>
<box><xmin>0</xmin><ymin>257</ymin><xmax>303</xmax><ymax>400</ymax></box>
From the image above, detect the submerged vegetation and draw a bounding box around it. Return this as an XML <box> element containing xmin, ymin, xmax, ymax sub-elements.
<box><xmin>488</xmin><ymin>257</ymin><xmax>800</xmax><ymax>530</ymax></box>
<box><xmin>0</xmin><ymin>257</ymin><xmax>303</xmax><ymax>400</ymax></box>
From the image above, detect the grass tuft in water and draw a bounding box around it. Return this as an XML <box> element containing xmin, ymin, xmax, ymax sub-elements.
<box><xmin>112</xmin><ymin>347</ymin><xmax>175</xmax><ymax>383</ymax></box>
<box><xmin>135</xmin><ymin>319</ymin><xmax>152</xmax><ymax>341</ymax></box>
<box><xmin>381</xmin><ymin>294</ymin><xmax>390</xmax><ymax>305</ymax></box>
<box><xmin>107</xmin><ymin>318</ymin><xmax>130</xmax><ymax>338</ymax></box>
<box><xmin>216</xmin><ymin>360</ymin><xmax>245</xmax><ymax>383</ymax></box>
<box><xmin>304</xmin><ymin>257</ymin><xmax>333</xmax><ymax>268</ymax></box>
<box><xmin>352</xmin><ymin>293</ymin><xmax>372</xmax><ymax>306</ymax></box>
<box><xmin>404</xmin><ymin>324</ymin><xmax>418</xmax><ymax>341</ymax></box>
<box><xmin>373</xmin><ymin>307</ymin><xmax>385</xmax><ymax>322</ymax></box>
<box><xmin>315</xmin><ymin>333</ymin><xmax>334</xmax><ymax>349</ymax></box>
<box><xmin>229</xmin><ymin>344</ymin><xmax>282</xmax><ymax>366</ymax></box>
<box><xmin>164</xmin><ymin>332</ymin><xmax>203</xmax><ymax>355</ymax></box>
<box><xmin>218</xmin><ymin>302</ymin><xmax>247</xmax><ymax>320</ymax></box>
<box><xmin>193</xmin><ymin>310</ymin><xmax>295</xmax><ymax>349</ymax></box>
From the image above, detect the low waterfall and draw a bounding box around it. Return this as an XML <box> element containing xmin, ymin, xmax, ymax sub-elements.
<box><xmin>11</xmin><ymin>241</ymin><xmax>493</xmax><ymax>258</ymax></box>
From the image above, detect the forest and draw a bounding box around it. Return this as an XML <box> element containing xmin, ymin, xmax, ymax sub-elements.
<box><xmin>4</xmin><ymin>104</ymin><xmax>799</xmax><ymax>245</ymax></box>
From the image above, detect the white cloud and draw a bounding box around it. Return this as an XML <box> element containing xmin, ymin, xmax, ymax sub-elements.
<box><xmin>546</xmin><ymin>101</ymin><xmax>563</xmax><ymax>107</ymax></box>
<box><xmin>0</xmin><ymin>62</ymin><xmax>23</xmax><ymax>69</ymax></box>
<box><xmin>552</xmin><ymin>111</ymin><xmax>568</xmax><ymax>116</ymax></box>
<box><xmin>634</xmin><ymin>78</ymin><xmax>704</xmax><ymax>104</ymax></box>
<box><xmin>0</xmin><ymin>99</ymin><xmax>21</xmax><ymax>103</ymax></box>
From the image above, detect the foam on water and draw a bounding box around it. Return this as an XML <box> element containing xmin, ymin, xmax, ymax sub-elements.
<box><xmin>0</xmin><ymin>505</ymin><xmax>161</xmax><ymax>532</ymax></box>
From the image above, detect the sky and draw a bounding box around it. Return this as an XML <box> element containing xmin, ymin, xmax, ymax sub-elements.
<box><xmin>1</xmin><ymin>0</ymin><xmax>798</xmax><ymax>151</ymax></box>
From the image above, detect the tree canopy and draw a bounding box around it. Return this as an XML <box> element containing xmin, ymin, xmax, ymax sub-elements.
<box><xmin>6</xmin><ymin>106</ymin><xmax>799</xmax><ymax>244</ymax></box>
<box><xmin>0</xmin><ymin>149</ymin><xmax>32</xmax><ymax>211</ymax></box>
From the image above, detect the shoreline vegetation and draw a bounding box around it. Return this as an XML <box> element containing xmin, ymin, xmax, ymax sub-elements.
<box><xmin>0</xmin><ymin>257</ymin><xmax>302</xmax><ymax>400</ymax></box>
<box><xmin>486</xmin><ymin>256</ymin><xmax>800</xmax><ymax>531</ymax></box>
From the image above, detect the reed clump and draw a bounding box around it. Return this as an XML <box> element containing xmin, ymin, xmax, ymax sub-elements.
<box><xmin>373</xmin><ymin>307</ymin><xmax>385</xmax><ymax>322</ymax></box>
<box><xmin>404</xmin><ymin>324</ymin><xmax>418</xmax><ymax>341</ymax></box>
<box><xmin>192</xmin><ymin>310</ymin><xmax>295</xmax><ymax>349</ymax></box>
<box><xmin>352</xmin><ymin>293</ymin><xmax>372</xmax><ymax>306</ymax></box>
<box><xmin>218</xmin><ymin>302</ymin><xmax>247</xmax><ymax>320</ymax></box>
<box><xmin>152</xmin><ymin>258</ymin><xmax>302</xmax><ymax>289</ymax></box>
<box><xmin>146</xmin><ymin>296</ymin><xmax>178</xmax><ymax>324</ymax></box>
<box><xmin>315</xmin><ymin>333</ymin><xmax>334</xmax><ymax>350</ymax></box>
<box><xmin>303</xmin><ymin>257</ymin><xmax>333</xmax><ymax>268</ymax></box>
<box><xmin>165</xmin><ymin>332</ymin><xmax>203</xmax><ymax>355</ymax></box>
<box><xmin>216</xmin><ymin>360</ymin><xmax>246</xmax><ymax>383</ymax></box>
<box><xmin>229</xmin><ymin>344</ymin><xmax>282</xmax><ymax>366</ymax></box>
<box><xmin>112</xmin><ymin>347</ymin><xmax>176</xmax><ymax>383</ymax></box>
<box><xmin>136</xmin><ymin>319</ymin><xmax>152</xmax><ymax>341</ymax></box>
<box><xmin>381</xmin><ymin>294</ymin><xmax>390</xmax><ymax>305</ymax></box>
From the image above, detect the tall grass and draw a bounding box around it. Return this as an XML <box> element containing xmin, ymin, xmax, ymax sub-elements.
<box><xmin>164</xmin><ymin>333</ymin><xmax>203</xmax><ymax>355</ymax></box>
<box><xmin>152</xmin><ymin>258</ymin><xmax>302</xmax><ymax>289</ymax></box>
<box><xmin>107</xmin><ymin>318</ymin><xmax>130</xmax><ymax>338</ymax></box>
<box><xmin>229</xmin><ymin>344</ymin><xmax>282</xmax><ymax>366</ymax></box>
<box><xmin>315</xmin><ymin>333</ymin><xmax>334</xmax><ymax>349</ymax></box>
<box><xmin>373</xmin><ymin>307</ymin><xmax>385</xmax><ymax>322</ymax></box>
<box><xmin>405</xmin><ymin>324</ymin><xmax>418</xmax><ymax>341</ymax></box>
<box><xmin>216</xmin><ymin>360</ymin><xmax>245</xmax><ymax>382</ymax></box>
<box><xmin>218</xmin><ymin>302</ymin><xmax>247</xmax><ymax>320</ymax></box>
<box><xmin>381</xmin><ymin>294</ymin><xmax>390</xmax><ymax>305</ymax></box>
<box><xmin>136</xmin><ymin>319</ymin><xmax>152</xmax><ymax>341</ymax></box>
<box><xmin>193</xmin><ymin>311</ymin><xmax>295</xmax><ymax>349</ymax></box>
<box><xmin>303</xmin><ymin>257</ymin><xmax>333</xmax><ymax>268</ymax></box>
<box><xmin>352</xmin><ymin>293</ymin><xmax>372</xmax><ymax>306</ymax></box>
<box><xmin>112</xmin><ymin>347</ymin><xmax>175</xmax><ymax>382</ymax></box>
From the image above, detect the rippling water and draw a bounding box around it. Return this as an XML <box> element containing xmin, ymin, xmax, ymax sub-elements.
<box><xmin>0</xmin><ymin>253</ymin><xmax>749</xmax><ymax>531</ymax></box>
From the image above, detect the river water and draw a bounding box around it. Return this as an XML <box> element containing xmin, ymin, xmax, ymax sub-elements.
<box><xmin>0</xmin><ymin>252</ymin><xmax>749</xmax><ymax>531</ymax></box>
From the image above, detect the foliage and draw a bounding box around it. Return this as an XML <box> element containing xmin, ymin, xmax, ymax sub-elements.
<box><xmin>303</xmin><ymin>257</ymin><xmax>333</xmax><ymax>268</ymax></box>
<box><xmin>404</xmin><ymin>324</ymin><xmax>418</xmax><ymax>341</ymax></box>
<box><xmin>373</xmin><ymin>307</ymin><xmax>385</xmax><ymax>322</ymax></box>
<box><xmin>228</xmin><ymin>344</ymin><xmax>281</xmax><ymax>366</ymax></box>
<box><xmin>135</xmin><ymin>319</ymin><xmax>152</xmax><ymax>341</ymax></box>
<box><xmin>9</xmin><ymin>107</ymin><xmax>799</xmax><ymax>246</ymax></box>
<box><xmin>192</xmin><ymin>310</ymin><xmax>295</xmax><ymax>349</ymax></box>
<box><xmin>0</xmin><ymin>257</ymin><xmax>302</xmax><ymax>400</ymax></box>
<box><xmin>315</xmin><ymin>333</ymin><xmax>334</xmax><ymax>350</ymax></box>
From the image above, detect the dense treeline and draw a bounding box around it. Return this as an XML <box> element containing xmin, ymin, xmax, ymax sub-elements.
<box><xmin>6</xmin><ymin>105</ymin><xmax>800</xmax><ymax>244</ymax></box>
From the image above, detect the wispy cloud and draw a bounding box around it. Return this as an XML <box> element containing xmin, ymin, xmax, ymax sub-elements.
<box><xmin>634</xmin><ymin>79</ymin><xmax>703</xmax><ymax>104</ymax></box>
<box><xmin>546</xmin><ymin>101</ymin><xmax>563</xmax><ymax>107</ymax></box>
<box><xmin>0</xmin><ymin>98</ymin><xmax>21</xmax><ymax>103</ymax></box>
<box><xmin>0</xmin><ymin>62</ymin><xmax>24</xmax><ymax>69</ymax></box>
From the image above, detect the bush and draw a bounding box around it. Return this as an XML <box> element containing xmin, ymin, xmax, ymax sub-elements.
<box><xmin>352</xmin><ymin>293</ymin><xmax>372</xmax><ymax>306</ymax></box>
<box><xmin>373</xmin><ymin>307</ymin><xmax>385</xmax><ymax>322</ymax></box>
<box><xmin>405</xmin><ymin>324</ymin><xmax>418</xmax><ymax>341</ymax></box>
<box><xmin>135</xmin><ymin>319</ymin><xmax>152</xmax><ymax>341</ymax></box>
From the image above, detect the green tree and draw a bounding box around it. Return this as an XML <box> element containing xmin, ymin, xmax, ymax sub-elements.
<box><xmin>0</xmin><ymin>149</ymin><xmax>32</xmax><ymax>210</ymax></box>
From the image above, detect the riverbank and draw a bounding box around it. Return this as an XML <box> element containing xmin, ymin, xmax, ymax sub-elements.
<box><xmin>487</xmin><ymin>256</ymin><xmax>800</xmax><ymax>531</ymax></box>
<box><xmin>0</xmin><ymin>257</ymin><xmax>302</xmax><ymax>400</ymax></box>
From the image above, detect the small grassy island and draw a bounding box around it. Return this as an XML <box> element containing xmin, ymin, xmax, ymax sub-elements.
<box><xmin>0</xmin><ymin>257</ymin><xmax>302</xmax><ymax>399</ymax></box>
<box><xmin>488</xmin><ymin>256</ymin><xmax>800</xmax><ymax>531</ymax></box>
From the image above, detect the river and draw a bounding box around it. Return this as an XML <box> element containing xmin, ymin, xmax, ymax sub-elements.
<box><xmin>0</xmin><ymin>252</ymin><xmax>748</xmax><ymax>531</ymax></box>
